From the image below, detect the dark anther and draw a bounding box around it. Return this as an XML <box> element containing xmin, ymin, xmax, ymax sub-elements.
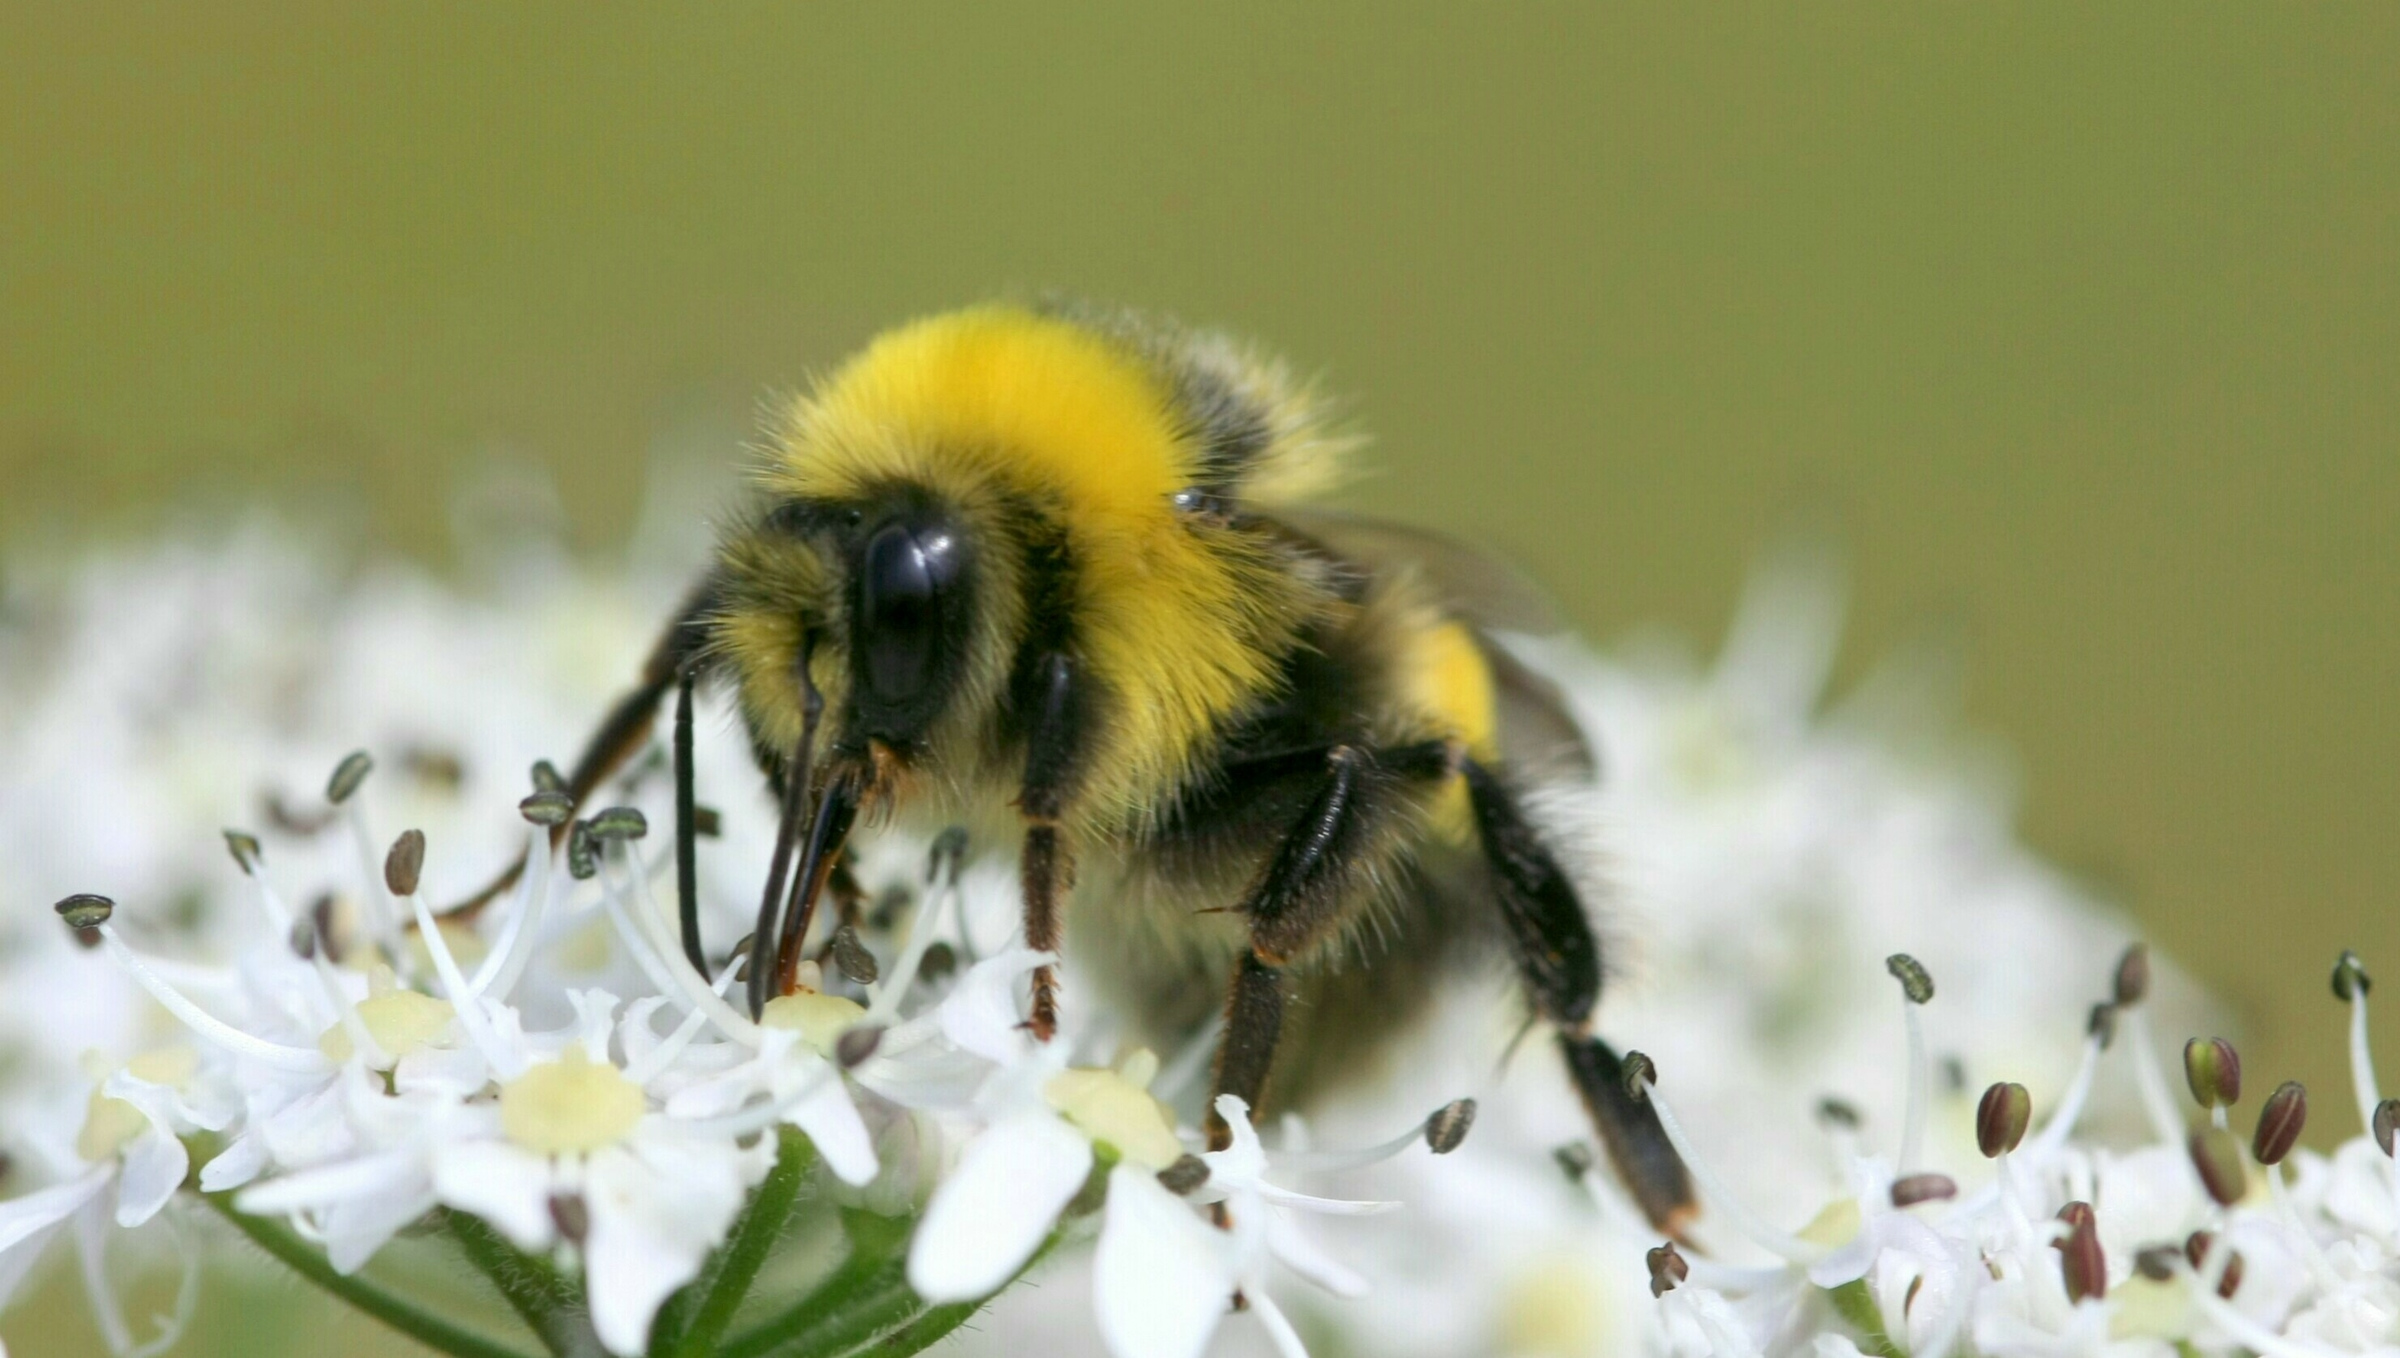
<box><xmin>693</xmin><ymin>806</ymin><xmax>722</xmax><ymax>838</ymax></box>
<box><xmin>1977</xmin><ymin>1082</ymin><xmax>2032</xmax><ymax>1159</ymax></box>
<box><xmin>326</xmin><ymin>751</ymin><xmax>374</xmax><ymax>805</ymax></box>
<box><xmin>531</xmin><ymin>760</ymin><xmax>566</xmax><ymax>794</ymax></box>
<box><xmin>587</xmin><ymin>807</ymin><xmax>648</xmax><ymax>841</ymax></box>
<box><xmin>2374</xmin><ymin>1098</ymin><xmax>2400</xmax><ymax>1157</ymax></box>
<box><xmin>1886</xmin><ymin>953</ymin><xmax>1934</xmax><ymax>1005</ymax></box>
<box><xmin>1646</xmin><ymin>1242</ymin><xmax>1690</xmax><ymax>1297</ymax></box>
<box><xmin>2053</xmin><ymin>1202</ymin><xmax>2106</xmax><ymax>1302</ymax></box>
<box><xmin>1552</xmin><ymin>1142</ymin><xmax>1596</xmax><ymax>1183</ymax></box>
<box><xmin>829</xmin><ymin>926</ymin><xmax>880</xmax><ymax>985</ymax></box>
<box><xmin>54</xmin><ymin>893</ymin><xmax>114</xmax><ymax>930</ymax></box>
<box><xmin>566</xmin><ymin>822</ymin><xmax>598</xmax><ymax>880</ymax></box>
<box><xmin>548</xmin><ymin>1193</ymin><xmax>591</xmax><ymax>1244</ymax></box>
<box><xmin>223</xmin><ymin>830</ymin><xmax>264</xmax><ymax>876</ymax></box>
<box><xmin>1424</xmin><ymin>1099</ymin><xmax>1477</xmax><ymax>1154</ymax></box>
<box><xmin>2183</xmin><ymin>1036</ymin><xmax>2242</xmax><ymax>1109</ymax></box>
<box><xmin>2185</xmin><ymin>1230</ymin><xmax>2244</xmax><ymax>1298</ymax></box>
<box><xmin>289</xmin><ymin>918</ymin><xmax>318</xmax><ymax>961</ymax></box>
<box><xmin>2086</xmin><ymin>1002</ymin><xmax>2118</xmax><ymax>1049</ymax></box>
<box><xmin>2334</xmin><ymin>949</ymin><xmax>2372</xmax><ymax>1003</ymax></box>
<box><xmin>1619</xmin><ymin>1050</ymin><xmax>1656</xmax><ymax>1103</ymax></box>
<box><xmin>2133</xmin><ymin>1245</ymin><xmax>2179</xmax><ymax>1282</ymax></box>
<box><xmin>1158</xmin><ymin>1154</ymin><xmax>1211</xmax><ymax>1196</ymax></box>
<box><xmin>310</xmin><ymin>894</ymin><xmax>345</xmax><ymax>964</ymax></box>
<box><xmin>2252</xmin><ymin>1081</ymin><xmax>2307</xmax><ymax>1166</ymax></box>
<box><xmin>2187</xmin><ymin>1127</ymin><xmax>2246</xmax><ymax>1206</ymax></box>
<box><xmin>917</xmin><ymin>940</ymin><xmax>958</xmax><ymax>984</ymax></box>
<box><xmin>1816</xmin><ymin>1097</ymin><xmax>1863</xmax><ymax>1131</ymax></box>
<box><xmin>519</xmin><ymin>791</ymin><xmax>573</xmax><ymax>826</ymax></box>
<box><xmin>2113</xmin><ymin>944</ymin><xmax>2150</xmax><ymax>1007</ymax></box>
<box><xmin>384</xmin><ymin>830</ymin><xmax>426</xmax><ymax>897</ymax></box>
<box><xmin>926</xmin><ymin>826</ymin><xmax>970</xmax><ymax>886</ymax></box>
<box><xmin>1889</xmin><ymin>1173</ymin><xmax>1958</xmax><ymax>1207</ymax></box>
<box><xmin>834</xmin><ymin>1024</ymin><xmax>884</xmax><ymax>1069</ymax></box>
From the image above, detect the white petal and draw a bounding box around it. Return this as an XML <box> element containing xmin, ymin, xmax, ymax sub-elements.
<box><xmin>1264</xmin><ymin>1210</ymin><xmax>1367</xmax><ymax>1299</ymax></box>
<box><xmin>583</xmin><ymin>1139</ymin><xmax>753</xmax><ymax>1356</ymax></box>
<box><xmin>939</xmin><ymin>950</ymin><xmax>1051</xmax><ymax>1065</ymax></box>
<box><xmin>785</xmin><ymin>1074</ymin><xmax>878</xmax><ymax>1187</ymax></box>
<box><xmin>431</xmin><ymin>1141</ymin><xmax>557</xmax><ymax>1251</ymax></box>
<box><xmin>0</xmin><ymin>1171</ymin><xmax>110</xmax><ymax>1307</ymax></box>
<box><xmin>114</xmin><ymin>1128</ymin><xmax>187</xmax><ymax>1227</ymax></box>
<box><xmin>197</xmin><ymin>1132</ymin><xmax>271</xmax><ymax>1194</ymax></box>
<box><xmin>323</xmin><ymin>1187</ymin><xmax>438</xmax><ymax>1275</ymax></box>
<box><xmin>908</xmin><ymin>1111</ymin><xmax>1090</xmax><ymax>1303</ymax></box>
<box><xmin>1201</xmin><ymin>1095</ymin><xmax>1268</xmax><ymax>1187</ymax></box>
<box><xmin>1093</xmin><ymin>1164</ymin><xmax>1234</xmax><ymax>1358</ymax></box>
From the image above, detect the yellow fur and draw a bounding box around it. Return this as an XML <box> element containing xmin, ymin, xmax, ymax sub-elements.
<box><xmin>758</xmin><ymin>306</ymin><xmax>1313</xmax><ymax>824</ymax></box>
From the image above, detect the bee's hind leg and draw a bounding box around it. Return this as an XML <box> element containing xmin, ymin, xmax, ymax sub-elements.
<box><xmin>1460</xmin><ymin>757</ymin><xmax>1698</xmax><ymax>1239</ymax></box>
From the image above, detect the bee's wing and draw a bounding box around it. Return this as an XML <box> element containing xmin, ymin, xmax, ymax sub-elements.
<box><xmin>1263</xmin><ymin>508</ymin><xmax>1598</xmax><ymax>782</ymax></box>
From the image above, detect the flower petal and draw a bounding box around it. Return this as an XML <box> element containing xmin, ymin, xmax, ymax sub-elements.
<box><xmin>1094</xmin><ymin>1164</ymin><xmax>1234</xmax><ymax>1358</ymax></box>
<box><xmin>785</xmin><ymin>1072</ymin><xmax>878</xmax><ymax>1187</ymax></box>
<box><xmin>0</xmin><ymin>1171</ymin><xmax>110</xmax><ymax>1307</ymax></box>
<box><xmin>908</xmin><ymin>1110</ymin><xmax>1090</xmax><ymax>1303</ymax></box>
<box><xmin>430</xmin><ymin>1140</ymin><xmax>556</xmax><ymax>1251</ymax></box>
<box><xmin>114</xmin><ymin>1127</ymin><xmax>188</xmax><ymax>1227</ymax></box>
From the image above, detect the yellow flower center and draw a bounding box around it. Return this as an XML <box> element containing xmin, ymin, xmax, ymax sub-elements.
<box><xmin>319</xmin><ymin>990</ymin><xmax>457</xmax><ymax>1065</ymax></box>
<box><xmin>760</xmin><ymin>991</ymin><xmax>869</xmax><ymax>1058</ymax></box>
<box><xmin>1499</xmin><ymin>1256</ymin><xmax>1611</xmax><ymax>1358</ymax></box>
<box><xmin>75</xmin><ymin>1046</ymin><xmax>198</xmax><ymax>1163</ymax></box>
<box><xmin>1044</xmin><ymin>1052</ymin><xmax>1183</xmax><ymax>1170</ymax></box>
<box><xmin>500</xmin><ymin>1046</ymin><xmax>645</xmax><ymax>1154</ymax></box>
<box><xmin>1798</xmin><ymin>1195</ymin><xmax>1863</xmax><ymax>1249</ymax></box>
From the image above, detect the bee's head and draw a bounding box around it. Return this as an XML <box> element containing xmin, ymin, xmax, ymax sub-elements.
<box><xmin>843</xmin><ymin>495</ymin><xmax>974</xmax><ymax>748</ymax></box>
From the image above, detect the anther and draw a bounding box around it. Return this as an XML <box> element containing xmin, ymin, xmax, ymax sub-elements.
<box><xmin>1977</xmin><ymin>1081</ymin><xmax>2032</xmax><ymax>1158</ymax></box>
<box><xmin>549</xmin><ymin>1193</ymin><xmax>591</xmax><ymax>1245</ymax></box>
<box><xmin>1158</xmin><ymin>1154</ymin><xmax>1211</xmax><ymax>1196</ymax></box>
<box><xmin>693</xmin><ymin>806</ymin><xmax>722</xmax><ymax>838</ymax></box>
<box><xmin>567</xmin><ymin>821</ymin><xmax>598</xmax><ymax>880</ymax></box>
<box><xmin>2375</xmin><ymin>1098</ymin><xmax>2400</xmax><ymax>1157</ymax></box>
<box><xmin>1620</xmin><ymin>1050</ymin><xmax>1656</xmax><ymax>1102</ymax></box>
<box><xmin>834</xmin><ymin>1024</ymin><xmax>884</xmax><ymax>1069</ymax></box>
<box><xmin>1646</xmin><ymin>1242</ymin><xmax>1689</xmax><ymax>1298</ymax></box>
<box><xmin>2134</xmin><ymin>1246</ymin><xmax>2178</xmax><ymax>1282</ymax></box>
<box><xmin>829</xmin><ymin>926</ymin><xmax>880</xmax><ymax>985</ymax></box>
<box><xmin>54</xmin><ymin>893</ymin><xmax>114</xmax><ymax>930</ymax></box>
<box><xmin>310</xmin><ymin>893</ymin><xmax>346</xmax><ymax>964</ymax></box>
<box><xmin>1816</xmin><ymin>1097</ymin><xmax>1863</xmax><ymax>1131</ymax></box>
<box><xmin>289</xmin><ymin>918</ymin><xmax>318</xmax><ymax>961</ymax></box>
<box><xmin>1424</xmin><ymin>1098</ymin><xmax>1477</xmax><ymax>1154</ymax></box>
<box><xmin>2184</xmin><ymin>1036</ymin><xmax>2242</xmax><ymax>1109</ymax></box>
<box><xmin>384</xmin><ymin>830</ymin><xmax>426</xmax><ymax>898</ymax></box>
<box><xmin>326</xmin><ymin>751</ymin><xmax>374</xmax><ymax>805</ymax></box>
<box><xmin>2114</xmin><ymin>944</ymin><xmax>2150</xmax><ymax>1006</ymax></box>
<box><xmin>531</xmin><ymin>760</ymin><xmax>566</xmax><ymax>794</ymax></box>
<box><xmin>2185</xmin><ymin>1230</ymin><xmax>2243</xmax><ymax>1299</ymax></box>
<box><xmin>917</xmin><ymin>941</ymin><xmax>958</xmax><ymax>984</ymax></box>
<box><xmin>519</xmin><ymin>791</ymin><xmax>573</xmax><ymax>826</ymax></box>
<box><xmin>926</xmin><ymin>826</ymin><xmax>969</xmax><ymax>886</ymax></box>
<box><xmin>586</xmin><ymin>807</ymin><xmax>648</xmax><ymax>841</ymax></box>
<box><xmin>2086</xmin><ymin>1003</ymin><xmax>2118</xmax><ymax>1049</ymax></box>
<box><xmin>2053</xmin><ymin>1202</ymin><xmax>2106</xmax><ymax>1303</ymax></box>
<box><xmin>1886</xmin><ymin>953</ymin><xmax>1934</xmax><ymax>1005</ymax></box>
<box><xmin>223</xmin><ymin>830</ymin><xmax>264</xmax><ymax>876</ymax></box>
<box><xmin>1553</xmin><ymin>1142</ymin><xmax>1595</xmax><ymax>1183</ymax></box>
<box><xmin>1890</xmin><ymin>1173</ymin><xmax>1957</xmax><ymax>1207</ymax></box>
<box><xmin>2252</xmin><ymin>1081</ymin><xmax>2306</xmax><ymax>1166</ymax></box>
<box><xmin>2333</xmin><ymin>949</ymin><xmax>2372</xmax><ymax>1002</ymax></box>
<box><xmin>2187</xmin><ymin>1127</ymin><xmax>2246</xmax><ymax>1206</ymax></box>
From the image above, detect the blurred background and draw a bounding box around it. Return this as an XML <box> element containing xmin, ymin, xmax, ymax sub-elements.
<box><xmin>4</xmin><ymin>6</ymin><xmax>2394</xmax><ymax>1353</ymax></box>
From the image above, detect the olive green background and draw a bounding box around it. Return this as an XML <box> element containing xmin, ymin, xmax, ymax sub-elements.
<box><xmin>5</xmin><ymin>6</ymin><xmax>2394</xmax><ymax>1353</ymax></box>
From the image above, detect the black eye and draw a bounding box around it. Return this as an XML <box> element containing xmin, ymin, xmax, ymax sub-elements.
<box><xmin>857</xmin><ymin>521</ymin><xmax>960</xmax><ymax>711</ymax></box>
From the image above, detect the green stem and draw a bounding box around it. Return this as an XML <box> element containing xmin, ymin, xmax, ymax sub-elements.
<box><xmin>721</xmin><ymin>1210</ymin><xmax>915</xmax><ymax>1358</ymax></box>
<box><xmin>205</xmin><ymin>1191</ymin><xmax>540</xmax><ymax>1358</ymax></box>
<box><xmin>446</xmin><ymin>1207</ymin><xmax>591</xmax><ymax>1357</ymax></box>
<box><xmin>656</xmin><ymin>1128</ymin><xmax>815</xmax><ymax>1358</ymax></box>
<box><xmin>832</xmin><ymin>1229</ymin><xmax>1069</xmax><ymax>1358</ymax></box>
<box><xmin>1826</xmin><ymin>1277</ymin><xmax>1906</xmax><ymax>1358</ymax></box>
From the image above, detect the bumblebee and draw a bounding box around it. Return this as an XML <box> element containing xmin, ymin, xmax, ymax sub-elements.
<box><xmin>482</xmin><ymin>303</ymin><xmax>1692</xmax><ymax>1230</ymax></box>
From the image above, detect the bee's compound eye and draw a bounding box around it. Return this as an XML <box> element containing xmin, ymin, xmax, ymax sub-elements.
<box><xmin>858</xmin><ymin>521</ymin><xmax>958</xmax><ymax>710</ymax></box>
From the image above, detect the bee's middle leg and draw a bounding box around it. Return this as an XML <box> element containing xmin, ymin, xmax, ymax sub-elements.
<box><xmin>1205</xmin><ymin>739</ymin><xmax>1454</xmax><ymax>1149</ymax></box>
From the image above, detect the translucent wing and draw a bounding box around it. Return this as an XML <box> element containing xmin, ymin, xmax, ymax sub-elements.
<box><xmin>1262</xmin><ymin>508</ymin><xmax>1597</xmax><ymax>781</ymax></box>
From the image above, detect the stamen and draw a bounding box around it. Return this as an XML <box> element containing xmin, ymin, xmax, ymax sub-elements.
<box><xmin>1887</xmin><ymin>953</ymin><xmax>1934</xmax><ymax>1172</ymax></box>
<box><xmin>2184</xmin><ymin>1036</ymin><xmax>2242</xmax><ymax>1130</ymax></box>
<box><xmin>622</xmin><ymin>963</ymin><xmax>743</xmax><ymax>1086</ymax></box>
<box><xmin>1626</xmin><ymin>1057</ymin><xmax>1827</xmax><ymax>1264</ymax></box>
<box><xmin>2119</xmin><ymin>1005</ymin><xmax>2187</xmax><ymax>1145</ymax></box>
<box><xmin>1273</xmin><ymin>1099</ymin><xmax>1480</xmax><ymax>1173</ymax></box>
<box><xmin>600</xmin><ymin>842</ymin><xmax>759</xmax><ymax>1048</ymax></box>
<box><xmin>863</xmin><ymin>845</ymin><xmax>965</xmax><ymax>1024</ymax></box>
<box><xmin>470</xmin><ymin>817</ymin><xmax>556</xmax><ymax>1002</ymax></box>
<box><xmin>2334</xmin><ymin>950</ymin><xmax>2380</xmax><ymax>1133</ymax></box>
<box><xmin>333</xmin><ymin>757</ymin><xmax>404</xmax><ymax>966</ymax></box>
<box><xmin>82</xmin><ymin>920</ymin><xmax>327</xmax><ymax>1074</ymax></box>
<box><xmin>395</xmin><ymin>837</ymin><xmax>519</xmax><ymax>1078</ymax></box>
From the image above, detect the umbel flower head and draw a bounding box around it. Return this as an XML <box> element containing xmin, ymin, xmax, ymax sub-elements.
<box><xmin>0</xmin><ymin>521</ymin><xmax>2386</xmax><ymax>1358</ymax></box>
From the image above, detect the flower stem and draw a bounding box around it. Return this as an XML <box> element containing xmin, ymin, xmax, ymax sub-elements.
<box><xmin>445</xmin><ymin>1208</ymin><xmax>590</xmax><ymax>1357</ymax></box>
<box><xmin>656</xmin><ymin>1128</ymin><xmax>816</xmax><ymax>1358</ymax></box>
<box><xmin>720</xmin><ymin>1210</ymin><xmax>917</xmax><ymax>1358</ymax></box>
<box><xmin>204</xmin><ymin>1190</ymin><xmax>540</xmax><ymax>1358</ymax></box>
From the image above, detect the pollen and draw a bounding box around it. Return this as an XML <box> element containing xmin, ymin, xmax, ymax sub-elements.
<box><xmin>500</xmin><ymin>1047</ymin><xmax>646</xmax><ymax>1155</ymax></box>
<box><xmin>760</xmin><ymin>991</ymin><xmax>870</xmax><ymax>1057</ymax></box>
<box><xmin>319</xmin><ymin>990</ymin><xmax>456</xmax><ymax>1064</ymax></box>
<box><xmin>1044</xmin><ymin>1062</ymin><xmax>1184</xmax><ymax>1170</ymax></box>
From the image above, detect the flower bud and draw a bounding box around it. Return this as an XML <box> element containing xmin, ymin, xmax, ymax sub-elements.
<box><xmin>1157</xmin><ymin>1154</ymin><xmax>1210</xmax><ymax>1196</ymax></box>
<box><xmin>1619</xmin><ymin>1050</ymin><xmax>1656</xmax><ymax>1102</ymax></box>
<box><xmin>2052</xmin><ymin>1202</ymin><xmax>2106</xmax><ymax>1303</ymax></box>
<box><xmin>2252</xmin><ymin>1081</ymin><xmax>2306</xmax><ymax>1166</ymax></box>
<box><xmin>1890</xmin><ymin>1173</ymin><xmax>1957</xmax><ymax>1207</ymax></box>
<box><xmin>586</xmin><ymin>807</ymin><xmax>648</xmax><ymax>841</ymax></box>
<box><xmin>2375</xmin><ymin>1098</ymin><xmax>2400</xmax><ymax>1157</ymax></box>
<box><xmin>384</xmin><ymin>830</ymin><xmax>426</xmax><ymax>897</ymax></box>
<box><xmin>828</xmin><ymin>926</ymin><xmax>879</xmax><ymax>985</ymax></box>
<box><xmin>54</xmin><ymin>893</ymin><xmax>114</xmax><ymax>930</ymax></box>
<box><xmin>2187</xmin><ymin>1127</ymin><xmax>2246</xmax><ymax>1206</ymax></box>
<box><xmin>2333</xmin><ymin>949</ymin><xmax>2372</xmax><ymax>1003</ymax></box>
<box><xmin>518</xmin><ymin>791</ymin><xmax>573</xmax><ymax>826</ymax></box>
<box><xmin>1886</xmin><ymin>953</ymin><xmax>1934</xmax><ymax>1005</ymax></box>
<box><xmin>1977</xmin><ymin>1081</ymin><xmax>2031</xmax><ymax>1158</ymax></box>
<box><xmin>2183</xmin><ymin>1036</ymin><xmax>2241</xmax><ymax>1109</ymax></box>
<box><xmin>326</xmin><ymin>751</ymin><xmax>374</xmax><ymax>805</ymax></box>
<box><xmin>2113</xmin><ymin>944</ymin><xmax>2150</xmax><ymax>1006</ymax></box>
<box><xmin>1646</xmin><ymin>1242</ymin><xmax>1689</xmax><ymax>1298</ymax></box>
<box><xmin>1424</xmin><ymin>1099</ymin><xmax>1477</xmax><ymax>1155</ymax></box>
<box><xmin>223</xmin><ymin>830</ymin><xmax>264</xmax><ymax>876</ymax></box>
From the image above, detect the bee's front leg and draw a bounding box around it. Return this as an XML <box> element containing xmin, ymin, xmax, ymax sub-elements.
<box><xmin>1014</xmin><ymin>651</ymin><xmax>1094</xmax><ymax>1042</ymax></box>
